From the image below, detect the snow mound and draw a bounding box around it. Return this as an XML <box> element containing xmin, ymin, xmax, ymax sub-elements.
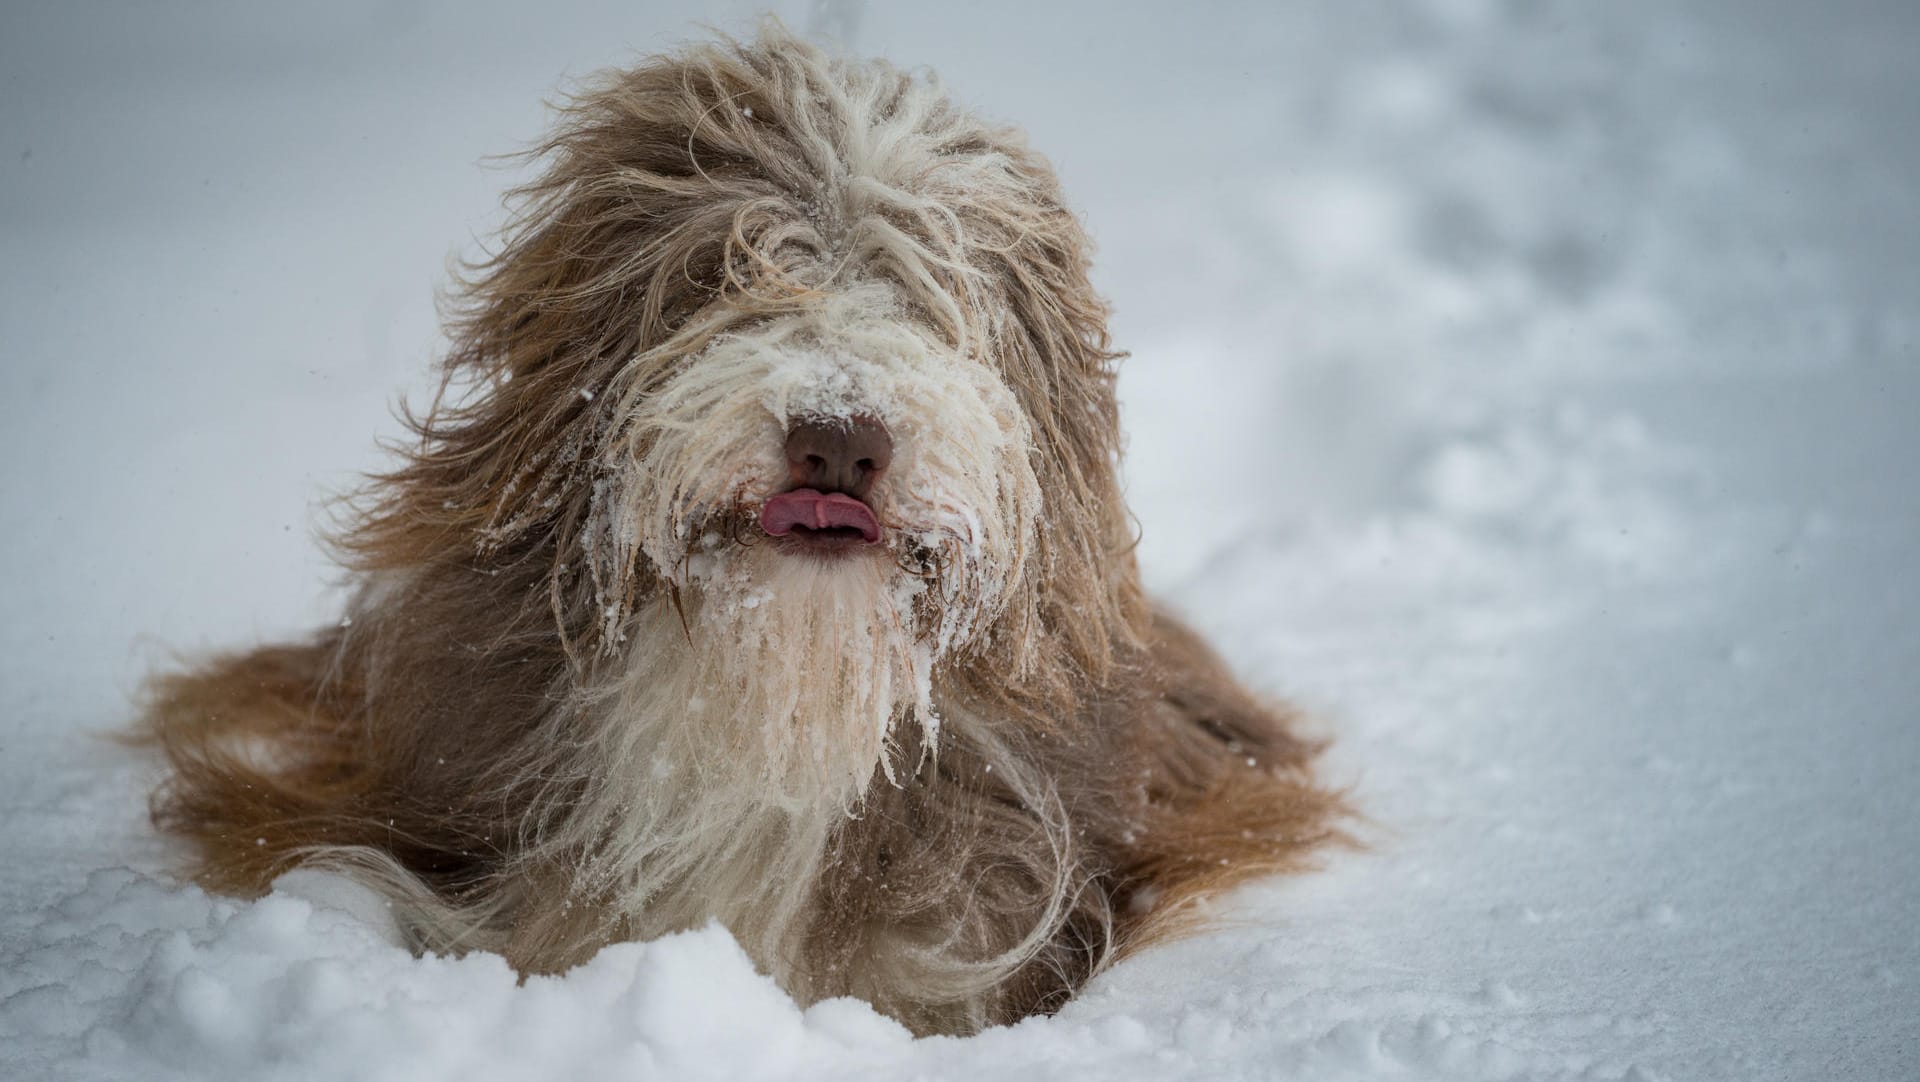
<box><xmin>1</xmin><ymin>870</ymin><xmax>913</xmax><ymax>1082</ymax></box>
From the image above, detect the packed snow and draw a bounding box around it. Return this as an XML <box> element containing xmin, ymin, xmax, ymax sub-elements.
<box><xmin>3</xmin><ymin>2</ymin><xmax>1916</xmax><ymax>1079</ymax></box>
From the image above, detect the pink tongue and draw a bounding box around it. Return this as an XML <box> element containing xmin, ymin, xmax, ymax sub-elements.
<box><xmin>759</xmin><ymin>489</ymin><xmax>882</xmax><ymax>544</ymax></box>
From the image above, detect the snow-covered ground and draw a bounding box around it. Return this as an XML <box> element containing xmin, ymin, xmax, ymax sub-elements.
<box><xmin>4</xmin><ymin>2</ymin><xmax>1916</xmax><ymax>1078</ymax></box>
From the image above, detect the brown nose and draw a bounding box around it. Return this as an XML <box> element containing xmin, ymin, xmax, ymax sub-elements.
<box><xmin>785</xmin><ymin>415</ymin><xmax>892</xmax><ymax>500</ymax></box>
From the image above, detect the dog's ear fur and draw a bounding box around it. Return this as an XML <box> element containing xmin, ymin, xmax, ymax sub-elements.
<box><xmin>335</xmin><ymin>32</ymin><xmax>813</xmax><ymax>579</ymax></box>
<box><xmin>939</xmin><ymin>134</ymin><xmax>1151</xmax><ymax>707</ymax></box>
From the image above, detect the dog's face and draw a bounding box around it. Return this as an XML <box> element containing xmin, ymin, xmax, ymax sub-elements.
<box><xmin>596</xmin><ymin>282</ymin><xmax>1039</xmax><ymax>660</ymax></box>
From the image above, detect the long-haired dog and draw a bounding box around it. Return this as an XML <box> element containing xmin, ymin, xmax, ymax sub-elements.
<box><xmin>140</xmin><ymin>26</ymin><xmax>1343</xmax><ymax>1035</ymax></box>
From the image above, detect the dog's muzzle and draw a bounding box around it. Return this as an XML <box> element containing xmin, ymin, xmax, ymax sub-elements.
<box><xmin>759</xmin><ymin>415</ymin><xmax>891</xmax><ymax>548</ymax></box>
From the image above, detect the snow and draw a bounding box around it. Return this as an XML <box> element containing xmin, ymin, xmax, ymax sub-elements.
<box><xmin>3</xmin><ymin>2</ymin><xmax>1917</xmax><ymax>1079</ymax></box>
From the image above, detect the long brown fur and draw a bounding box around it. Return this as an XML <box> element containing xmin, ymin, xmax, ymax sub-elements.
<box><xmin>138</xmin><ymin>24</ymin><xmax>1346</xmax><ymax>1036</ymax></box>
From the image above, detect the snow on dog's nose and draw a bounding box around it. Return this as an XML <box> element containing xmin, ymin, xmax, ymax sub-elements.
<box><xmin>782</xmin><ymin>415</ymin><xmax>892</xmax><ymax>500</ymax></box>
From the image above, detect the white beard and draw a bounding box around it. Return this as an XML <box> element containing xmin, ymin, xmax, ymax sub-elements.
<box><xmin>614</xmin><ymin>543</ymin><xmax>938</xmax><ymax>811</ymax></box>
<box><xmin>552</xmin><ymin>542</ymin><xmax>936</xmax><ymax>975</ymax></box>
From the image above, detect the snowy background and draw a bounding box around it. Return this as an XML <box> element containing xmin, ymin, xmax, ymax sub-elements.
<box><xmin>4</xmin><ymin>1</ymin><xmax>1917</xmax><ymax>1079</ymax></box>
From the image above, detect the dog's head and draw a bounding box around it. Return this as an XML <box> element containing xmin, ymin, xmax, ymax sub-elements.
<box><xmin>345</xmin><ymin>26</ymin><xmax>1146</xmax><ymax>784</ymax></box>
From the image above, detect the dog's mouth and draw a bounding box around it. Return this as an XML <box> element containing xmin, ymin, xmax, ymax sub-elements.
<box><xmin>759</xmin><ymin>489</ymin><xmax>883</xmax><ymax>551</ymax></box>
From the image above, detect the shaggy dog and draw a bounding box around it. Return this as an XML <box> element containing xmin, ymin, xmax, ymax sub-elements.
<box><xmin>141</xmin><ymin>26</ymin><xmax>1342</xmax><ymax>1035</ymax></box>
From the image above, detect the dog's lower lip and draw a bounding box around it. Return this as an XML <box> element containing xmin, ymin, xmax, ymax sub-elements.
<box><xmin>778</xmin><ymin>525</ymin><xmax>874</xmax><ymax>552</ymax></box>
<box><xmin>759</xmin><ymin>489</ymin><xmax>883</xmax><ymax>545</ymax></box>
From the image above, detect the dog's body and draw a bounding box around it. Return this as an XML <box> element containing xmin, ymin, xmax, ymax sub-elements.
<box><xmin>142</xmin><ymin>28</ymin><xmax>1341</xmax><ymax>1035</ymax></box>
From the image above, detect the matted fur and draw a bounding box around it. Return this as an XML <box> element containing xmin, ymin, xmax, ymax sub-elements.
<box><xmin>139</xmin><ymin>25</ymin><xmax>1345</xmax><ymax>1036</ymax></box>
